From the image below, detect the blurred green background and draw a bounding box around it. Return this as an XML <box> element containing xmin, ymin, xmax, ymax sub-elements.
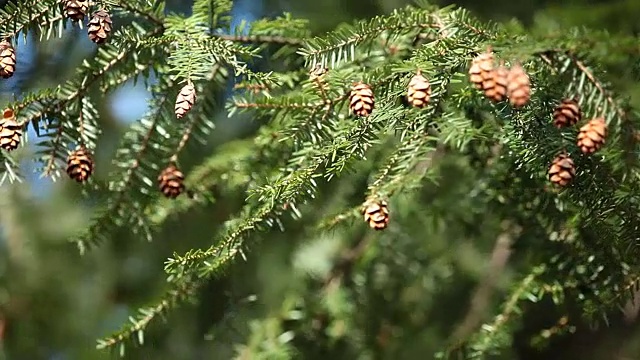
<box><xmin>0</xmin><ymin>0</ymin><xmax>638</xmax><ymax>359</ymax></box>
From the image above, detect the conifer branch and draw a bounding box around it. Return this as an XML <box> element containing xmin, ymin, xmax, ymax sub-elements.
<box><xmin>540</xmin><ymin>49</ymin><xmax>628</xmax><ymax>122</ymax></box>
<box><xmin>445</xmin><ymin>266</ymin><xmax>546</xmax><ymax>358</ymax></box>
<box><xmin>112</xmin><ymin>1</ymin><xmax>165</xmax><ymax>27</ymax></box>
<box><xmin>41</xmin><ymin>119</ymin><xmax>65</xmax><ymax>178</ymax></box>
<box><xmin>212</xmin><ymin>33</ymin><xmax>304</xmax><ymax>46</ymax></box>
<box><xmin>169</xmin><ymin>115</ymin><xmax>197</xmax><ymax>164</ymax></box>
<box><xmin>0</xmin><ymin>0</ymin><xmax>63</xmax><ymax>39</ymax></box>
<box><xmin>96</xmin><ymin>277</ymin><xmax>202</xmax><ymax>353</ymax></box>
<box><xmin>74</xmin><ymin>85</ymin><xmax>172</xmax><ymax>252</ymax></box>
<box><xmin>147</xmin><ymin>117</ymin><xmax>384</xmax><ymax>346</ymax></box>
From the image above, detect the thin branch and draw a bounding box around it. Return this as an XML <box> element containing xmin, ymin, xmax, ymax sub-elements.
<box><xmin>78</xmin><ymin>99</ymin><xmax>86</xmax><ymax>146</ymax></box>
<box><xmin>450</xmin><ymin>223</ymin><xmax>521</xmax><ymax>343</ymax></box>
<box><xmin>212</xmin><ymin>33</ymin><xmax>304</xmax><ymax>46</ymax></box>
<box><xmin>42</xmin><ymin>119</ymin><xmax>65</xmax><ymax>177</ymax></box>
<box><xmin>169</xmin><ymin>116</ymin><xmax>197</xmax><ymax>163</ymax></box>
<box><xmin>113</xmin><ymin>2</ymin><xmax>164</xmax><ymax>27</ymax></box>
<box><xmin>96</xmin><ymin>278</ymin><xmax>201</xmax><ymax>350</ymax></box>
<box><xmin>324</xmin><ymin>232</ymin><xmax>372</xmax><ymax>289</ymax></box>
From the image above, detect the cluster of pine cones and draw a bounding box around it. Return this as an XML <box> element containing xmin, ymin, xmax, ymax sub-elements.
<box><xmin>468</xmin><ymin>48</ymin><xmax>531</xmax><ymax>107</ymax></box>
<box><xmin>346</xmin><ymin>70</ymin><xmax>430</xmax><ymax>230</ymax></box>
<box><xmin>547</xmin><ymin>100</ymin><xmax>607</xmax><ymax>187</ymax></box>
<box><xmin>352</xmin><ymin>47</ymin><xmax>609</xmax><ymax>230</ymax></box>
<box><xmin>64</xmin><ymin>0</ymin><xmax>197</xmax><ymax>198</ymax></box>
<box><xmin>467</xmin><ymin>48</ymin><xmax>608</xmax><ymax>188</ymax></box>
<box><xmin>0</xmin><ymin>1</ymin><xmax>196</xmax><ymax>199</ymax></box>
<box><xmin>64</xmin><ymin>0</ymin><xmax>113</xmax><ymax>44</ymax></box>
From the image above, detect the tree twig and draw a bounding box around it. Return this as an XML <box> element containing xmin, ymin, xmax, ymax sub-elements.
<box><xmin>450</xmin><ymin>222</ymin><xmax>521</xmax><ymax>343</ymax></box>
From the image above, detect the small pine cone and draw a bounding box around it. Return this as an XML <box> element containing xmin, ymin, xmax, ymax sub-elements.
<box><xmin>468</xmin><ymin>49</ymin><xmax>494</xmax><ymax>90</ymax></box>
<box><xmin>407</xmin><ymin>71</ymin><xmax>431</xmax><ymax>108</ymax></box>
<box><xmin>553</xmin><ymin>98</ymin><xmax>581</xmax><ymax>128</ymax></box>
<box><xmin>66</xmin><ymin>147</ymin><xmax>94</xmax><ymax>183</ymax></box>
<box><xmin>362</xmin><ymin>199</ymin><xmax>389</xmax><ymax>230</ymax></box>
<box><xmin>577</xmin><ymin>117</ymin><xmax>607</xmax><ymax>154</ymax></box>
<box><xmin>64</xmin><ymin>0</ymin><xmax>89</xmax><ymax>22</ymax></box>
<box><xmin>158</xmin><ymin>164</ymin><xmax>185</xmax><ymax>198</ymax></box>
<box><xmin>175</xmin><ymin>83</ymin><xmax>197</xmax><ymax>119</ymax></box>
<box><xmin>506</xmin><ymin>64</ymin><xmax>531</xmax><ymax>107</ymax></box>
<box><xmin>0</xmin><ymin>108</ymin><xmax>21</xmax><ymax>151</ymax></box>
<box><xmin>548</xmin><ymin>153</ymin><xmax>576</xmax><ymax>187</ymax></box>
<box><xmin>87</xmin><ymin>10</ymin><xmax>113</xmax><ymax>44</ymax></box>
<box><xmin>483</xmin><ymin>65</ymin><xmax>508</xmax><ymax>102</ymax></box>
<box><xmin>349</xmin><ymin>82</ymin><xmax>375</xmax><ymax>117</ymax></box>
<box><xmin>309</xmin><ymin>64</ymin><xmax>328</xmax><ymax>80</ymax></box>
<box><xmin>0</xmin><ymin>40</ymin><xmax>16</xmax><ymax>79</ymax></box>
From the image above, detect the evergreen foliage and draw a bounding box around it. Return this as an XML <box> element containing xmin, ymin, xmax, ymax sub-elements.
<box><xmin>1</xmin><ymin>0</ymin><xmax>640</xmax><ymax>358</ymax></box>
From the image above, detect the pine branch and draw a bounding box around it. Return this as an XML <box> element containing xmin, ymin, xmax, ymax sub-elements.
<box><xmin>96</xmin><ymin>277</ymin><xmax>202</xmax><ymax>356</ymax></box>
<box><xmin>0</xmin><ymin>0</ymin><xmax>65</xmax><ymax>40</ymax></box>
<box><xmin>442</xmin><ymin>266</ymin><xmax>546</xmax><ymax>359</ymax></box>
<box><xmin>74</xmin><ymin>91</ymin><xmax>170</xmax><ymax>253</ymax></box>
<box><xmin>98</xmin><ymin>110</ymin><xmax>387</xmax><ymax>353</ymax></box>
<box><xmin>298</xmin><ymin>5</ymin><xmax>486</xmax><ymax>68</ymax></box>
<box><xmin>213</xmin><ymin>33</ymin><xmax>304</xmax><ymax>46</ymax></box>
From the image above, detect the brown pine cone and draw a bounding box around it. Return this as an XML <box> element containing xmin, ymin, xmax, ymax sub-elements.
<box><xmin>553</xmin><ymin>98</ymin><xmax>581</xmax><ymax>128</ymax></box>
<box><xmin>577</xmin><ymin>117</ymin><xmax>607</xmax><ymax>154</ymax></box>
<box><xmin>362</xmin><ymin>199</ymin><xmax>389</xmax><ymax>230</ymax></box>
<box><xmin>506</xmin><ymin>64</ymin><xmax>531</xmax><ymax>107</ymax></box>
<box><xmin>548</xmin><ymin>152</ymin><xmax>576</xmax><ymax>187</ymax></box>
<box><xmin>87</xmin><ymin>10</ymin><xmax>113</xmax><ymax>44</ymax></box>
<box><xmin>349</xmin><ymin>82</ymin><xmax>375</xmax><ymax>117</ymax></box>
<box><xmin>468</xmin><ymin>49</ymin><xmax>494</xmax><ymax>90</ymax></box>
<box><xmin>0</xmin><ymin>40</ymin><xmax>16</xmax><ymax>79</ymax></box>
<box><xmin>66</xmin><ymin>147</ymin><xmax>94</xmax><ymax>182</ymax></box>
<box><xmin>158</xmin><ymin>164</ymin><xmax>185</xmax><ymax>198</ymax></box>
<box><xmin>175</xmin><ymin>83</ymin><xmax>197</xmax><ymax>119</ymax></box>
<box><xmin>407</xmin><ymin>70</ymin><xmax>431</xmax><ymax>108</ymax></box>
<box><xmin>0</xmin><ymin>108</ymin><xmax>21</xmax><ymax>151</ymax></box>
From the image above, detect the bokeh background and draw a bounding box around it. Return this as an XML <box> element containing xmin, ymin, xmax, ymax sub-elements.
<box><xmin>0</xmin><ymin>0</ymin><xmax>638</xmax><ymax>359</ymax></box>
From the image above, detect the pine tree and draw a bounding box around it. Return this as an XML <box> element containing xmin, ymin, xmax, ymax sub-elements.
<box><xmin>1</xmin><ymin>0</ymin><xmax>640</xmax><ymax>358</ymax></box>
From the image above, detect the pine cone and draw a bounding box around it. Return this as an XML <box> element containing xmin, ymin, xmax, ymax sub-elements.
<box><xmin>362</xmin><ymin>199</ymin><xmax>389</xmax><ymax>230</ymax></box>
<box><xmin>553</xmin><ymin>98</ymin><xmax>581</xmax><ymax>128</ymax></box>
<box><xmin>66</xmin><ymin>147</ymin><xmax>94</xmax><ymax>183</ymax></box>
<box><xmin>0</xmin><ymin>40</ymin><xmax>16</xmax><ymax>79</ymax></box>
<box><xmin>175</xmin><ymin>83</ymin><xmax>196</xmax><ymax>119</ymax></box>
<box><xmin>468</xmin><ymin>49</ymin><xmax>494</xmax><ymax>90</ymax></box>
<box><xmin>87</xmin><ymin>10</ymin><xmax>113</xmax><ymax>44</ymax></box>
<box><xmin>309</xmin><ymin>64</ymin><xmax>328</xmax><ymax>80</ymax></box>
<box><xmin>506</xmin><ymin>64</ymin><xmax>531</xmax><ymax>107</ymax></box>
<box><xmin>483</xmin><ymin>65</ymin><xmax>508</xmax><ymax>102</ymax></box>
<box><xmin>407</xmin><ymin>70</ymin><xmax>431</xmax><ymax>108</ymax></box>
<box><xmin>548</xmin><ymin>153</ymin><xmax>576</xmax><ymax>187</ymax></box>
<box><xmin>64</xmin><ymin>0</ymin><xmax>89</xmax><ymax>22</ymax></box>
<box><xmin>349</xmin><ymin>82</ymin><xmax>375</xmax><ymax>117</ymax></box>
<box><xmin>0</xmin><ymin>108</ymin><xmax>21</xmax><ymax>151</ymax></box>
<box><xmin>577</xmin><ymin>117</ymin><xmax>607</xmax><ymax>154</ymax></box>
<box><xmin>158</xmin><ymin>164</ymin><xmax>185</xmax><ymax>198</ymax></box>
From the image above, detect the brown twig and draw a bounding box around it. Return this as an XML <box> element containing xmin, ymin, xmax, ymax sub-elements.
<box><xmin>324</xmin><ymin>232</ymin><xmax>372</xmax><ymax>290</ymax></box>
<box><xmin>450</xmin><ymin>223</ymin><xmax>521</xmax><ymax>343</ymax></box>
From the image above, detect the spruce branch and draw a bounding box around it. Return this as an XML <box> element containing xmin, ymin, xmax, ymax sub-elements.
<box><xmin>41</xmin><ymin>118</ymin><xmax>65</xmax><ymax>178</ymax></box>
<box><xmin>212</xmin><ymin>33</ymin><xmax>304</xmax><ymax>46</ymax></box>
<box><xmin>141</xmin><ymin>117</ymin><xmax>385</xmax><ymax>351</ymax></box>
<box><xmin>169</xmin><ymin>116</ymin><xmax>197</xmax><ymax>164</ymax></box>
<box><xmin>0</xmin><ymin>0</ymin><xmax>64</xmax><ymax>40</ymax></box>
<box><xmin>444</xmin><ymin>266</ymin><xmax>546</xmax><ymax>359</ymax></box>
<box><xmin>96</xmin><ymin>277</ymin><xmax>202</xmax><ymax>354</ymax></box>
<box><xmin>111</xmin><ymin>0</ymin><xmax>165</xmax><ymax>26</ymax></box>
<box><xmin>74</xmin><ymin>91</ymin><xmax>170</xmax><ymax>253</ymax></box>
